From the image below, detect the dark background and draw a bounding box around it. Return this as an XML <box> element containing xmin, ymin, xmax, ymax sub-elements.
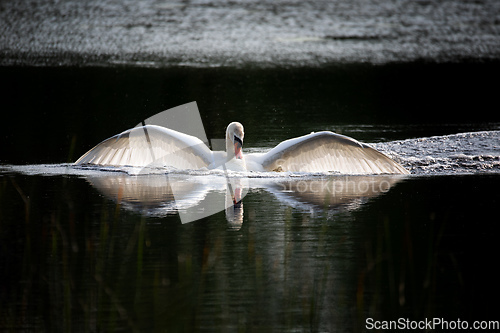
<box><xmin>2</xmin><ymin>61</ymin><xmax>499</xmax><ymax>165</ymax></box>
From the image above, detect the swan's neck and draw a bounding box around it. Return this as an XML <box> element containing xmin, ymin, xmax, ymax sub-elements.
<box><xmin>225</xmin><ymin>126</ymin><xmax>244</xmax><ymax>162</ymax></box>
<box><xmin>226</xmin><ymin>132</ymin><xmax>235</xmax><ymax>161</ymax></box>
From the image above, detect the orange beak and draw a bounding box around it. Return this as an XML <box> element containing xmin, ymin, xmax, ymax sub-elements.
<box><xmin>234</xmin><ymin>141</ymin><xmax>243</xmax><ymax>159</ymax></box>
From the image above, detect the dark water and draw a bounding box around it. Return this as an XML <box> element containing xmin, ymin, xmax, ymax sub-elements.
<box><xmin>1</xmin><ymin>62</ymin><xmax>500</xmax><ymax>332</ymax></box>
<box><xmin>1</xmin><ymin>171</ymin><xmax>499</xmax><ymax>332</ymax></box>
<box><xmin>2</xmin><ymin>1</ymin><xmax>500</xmax><ymax>331</ymax></box>
<box><xmin>2</xmin><ymin>63</ymin><xmax>500</xmax><ymax>165</ymax></box>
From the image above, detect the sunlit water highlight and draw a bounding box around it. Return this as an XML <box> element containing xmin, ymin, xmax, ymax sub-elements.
<box><xmin>2</xmin><ymin>0</ymin><xmax>500</xmax><ymax>66</ymax></box>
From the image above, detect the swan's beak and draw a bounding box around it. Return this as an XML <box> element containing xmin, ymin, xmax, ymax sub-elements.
<box><xmin>234</xmin><ymin>136</ymin><xmax>243</xmax><ymax>159</ymax></box>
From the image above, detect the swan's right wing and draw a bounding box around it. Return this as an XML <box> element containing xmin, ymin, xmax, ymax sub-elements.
<box><xmin>74</xmin><ymin>125</ymin><xmax>213</xmax><ymax>169</ymax></box>
<box><xmin>260</xmin><ymin>131</ymin><xmax>409</xmax><ymax>174</ymax></box>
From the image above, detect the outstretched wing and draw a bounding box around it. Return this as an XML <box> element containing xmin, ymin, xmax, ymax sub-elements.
<box><xmin>74</xmin><ymin>125</ymin><xmax>213</xmax><ymax>169</ymax></box>
<box><xmin>260</xmin><ymin>131</ymin><xmax>409</xmax><ymax>174</ymax></box>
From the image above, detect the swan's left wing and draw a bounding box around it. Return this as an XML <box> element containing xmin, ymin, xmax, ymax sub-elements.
<box><xmin>74</xmin><ymin>125</ymin><xmax>213</xmax><ymax>169</ymax></box>
<box><xmin>259</xmin><ymin>131</ymin><xmax>409</xmax><ymax>174</ymax></box>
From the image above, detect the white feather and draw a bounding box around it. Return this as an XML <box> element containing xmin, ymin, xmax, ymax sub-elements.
<box><xmin>75</xmin><ymin>125</ymin><xmax>409</xmax><ymax>175</ymax></box>
<box><xmin>75</xmin><ymin>125</ymin><xmax>213</xmax><ymax>170</ymax></box>
<box><xmin>248</xmin><ymin>131</ymin><xmax>409</xmax><ymax>174</ymax></box>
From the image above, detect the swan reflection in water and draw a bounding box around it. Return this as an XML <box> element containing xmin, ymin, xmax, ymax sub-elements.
<box><xmin>85</xmin><ymin>172</ymin><xmax>403</xmax><ymax>229</ymax></box>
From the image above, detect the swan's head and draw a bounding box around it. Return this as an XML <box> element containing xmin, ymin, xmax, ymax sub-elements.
<box><xmin>226</xmin><ymin>122</ymin><xmax>245</xmax><ymax>159</ymax></box>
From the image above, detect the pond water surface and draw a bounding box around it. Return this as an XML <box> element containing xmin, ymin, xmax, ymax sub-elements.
<box><xmin>1</xmin><ymin>63</ymin><xmax>500</xmax><ymax>332</ymax></box>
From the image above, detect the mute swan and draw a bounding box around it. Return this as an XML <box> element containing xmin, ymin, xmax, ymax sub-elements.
<box><xmin>74</xmin><ymin>122</ymin><xmax>409</xmax><ymax>174</ymax></box>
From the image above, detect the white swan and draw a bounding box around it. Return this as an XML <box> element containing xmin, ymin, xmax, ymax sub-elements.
<box><xmin>74</xmin><ymin>122</ymin><xmax>409</xmax><ymax>174</ymax></box>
